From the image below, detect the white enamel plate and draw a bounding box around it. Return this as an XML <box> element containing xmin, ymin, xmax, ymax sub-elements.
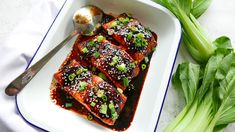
<box><xmin>16</xmin><ymin>0</ymin><xmax>181</xmax><ymax>131</ymax></box>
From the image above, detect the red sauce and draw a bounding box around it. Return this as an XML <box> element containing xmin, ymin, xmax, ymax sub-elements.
<box><xmin>50</xmin><ymin>13</ymin><xmax>155</xmax><ymax>131</ymax></box>
<box><xmin>50</xmin><ymin>60</ymin><xmax>150</xmax><ymax>131</ymax></box>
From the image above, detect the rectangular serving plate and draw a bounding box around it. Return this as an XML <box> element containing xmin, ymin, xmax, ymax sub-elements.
<box><xmin>16</xmin><ymin>0</ymin><xmax>181</xmax><ymax>131</ymax></box>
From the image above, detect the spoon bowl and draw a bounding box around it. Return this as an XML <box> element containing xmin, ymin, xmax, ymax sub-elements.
<box><xmin>5</xmin><ymin>5</ymin><xmax>104</xmax><ymax>96</ymax></box>
<box><xmin>73</xmin><ymin>5</ymin><xmax>103</xmax><ymax>35</ymax></box>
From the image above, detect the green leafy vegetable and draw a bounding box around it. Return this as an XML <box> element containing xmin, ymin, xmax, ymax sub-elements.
<box><xmin>165</xmin><ymin>50</ymin><xmax>235</xmax><ymax>132</ymax></box>
<box><xmin>154</xmin><ymin>0</ymin><xmax>216</xmax><ymax>63</ymax></box>
<box><xmin>154</xmin><ymin>0</ymin><xmax>235</xmax><ymax>131</ymax></box>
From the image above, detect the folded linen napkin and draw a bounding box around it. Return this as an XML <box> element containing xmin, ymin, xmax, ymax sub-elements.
<box><xmin>0</xmin><ymin>0</ymin><xmax>64</xmax><ymax>131</ymax></box>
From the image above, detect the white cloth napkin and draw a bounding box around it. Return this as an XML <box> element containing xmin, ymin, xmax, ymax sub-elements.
<box><xmin>0</xmin><ymin>0</ymin><xmax>64</xmax><ymax>131</ymax></box>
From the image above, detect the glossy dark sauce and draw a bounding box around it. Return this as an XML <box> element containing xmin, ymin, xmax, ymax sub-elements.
<box><xmin>50</xmin><ymin>13</ymin><xmax>154</xmax><ymax>131</ymax></box>
<box><xmin>50</xmin><ymin>61</ymin><xmax>150</xmax><ymax>131</ymax></box>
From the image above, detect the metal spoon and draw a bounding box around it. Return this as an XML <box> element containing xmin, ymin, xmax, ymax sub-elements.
<box><xmin>5</xmin><ymin>5</ymin><xmax>103</xmax><ymax>96</ymax></box>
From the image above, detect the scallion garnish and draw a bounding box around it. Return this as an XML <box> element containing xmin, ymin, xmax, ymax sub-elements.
<box><xmin>98</xmin><ymin>72</ymin><xmax>106</xmax><ymax>80</ymax></box>
<box><xmin>89</xmin><ymin>41</ymin><xmax>95</xmax><ymax>47</ymax></box>
<box><xmin>93</xmin><ymin>51</ymin><xmax>100</xmax><ymax>59</ymax></box>
<box><xmin>68</xmin><ymin>73</ymin><xmax>76</xmax><ymax>81</ymax></box>
<box><xmin>141</xmin><ymin>64</ymin><xmax>147</xmax><ymax>70</ymax></box>
<box><xmin>97</xmin><ymin>89</ymin><xmax>104</xmax><ymax>98</ymax></box>
<box><xmin>137</xmin><ymin>33</ymin><xmax>145</xmax><ymax>38</ymax></box>
<box><xmin>65</xmin><ymin>102</ymin><xmax>73</xmax><ymax>108</ymax></box>
<box><xmin>123</xmin><ymin>17</ymin><xmax>130</xmax><ymax>25</ymax></box>
<box><xmin>91</xmin><ymin>66</ymin><xmax>96</xmax><ymax>72</ymax></box>
<box><xmin>78</xmin><ymin>81</ymin><xmax>87</xmax><ymax>91</ymax></box>
<box><xmin>90</xmin><ymin>102</ymin><xmax>96</xmax><ymax>107</ymax></box>
<box><xmin>127</xmin><ymin>32</ymin><xmax>133</xmax><ymax>40</ymax></box>
<box><xmin>108</xmin><ymin>102</ymin><xmax>115</xmax><ymax>109</ymax></box>
<box><xmin>130</xmin><ymin>26</ymin><xmax>138</xmax><ymax>32</ymax></box>
<box><xmin>122</xmin><ymin>77</ymin><xmax>129</xmax><ymax>87</ymax></box>
<box><xmin>109</xmin><ymin>102</ymin><xmax>119</xmax><ymax>120</ymax></box>
<box><xmin>82</xmin><ymin>47</ymin><xmax>88</xmax><ymax>54</ymax></box>
<box><xmin>118</xmin><ymin>17</ymin><xmax>124</xmax><ymax>23</ymax></box>
<box><xmin>134</xmin><ymin>37</ymin><xmax>148</xmax><ymax>47</ymax></box>
<box><xmin>102</xmin><ymin>95</ymin><xmax>108</xmax><ymax>102</ymax></box>
<box><xmin>129</xmin><ymin>62</ymin><xmax>135</xmax><ymax>68</ymax></box>
<box><xmin>117</xmin><ymin>88</ymin><xmax>123</xmax><ymax>94</ymax></box>
<box><xmin>109</xmin><ymin>56</ymin><xmax>119</xmax><ymax>66</ymax></box>
<box><xmin>111</xmin><ymin>21</ymin><xmax>118</xmax><ymax>28</ymax></box>
<box><xmin>87</xmin><ymin>114</ymin><xmax>93</xmax><ymax>121</ymax></box>
<box><xmin>76</xmin><ymin>68</ymin><xmax>88</xmax><ymax>75</ymax></box>
<box><xmin>97</xmin><ymin>35</ymin><xmax>105</xmax><ymax>43</ymax></box>
<box><xmin>152</xmin><ymin>47</ymin><xmax>156</xmax><ymax>52</ymax></box>
<box><xmin>99</xmin><ymin>104</ymin><xmax>107</xmax><ymax>114</ymax></box>
<box><xmin>117</xmin><ymin>63</ymin><xmax>127</xmax><ymax>73</ymax></box>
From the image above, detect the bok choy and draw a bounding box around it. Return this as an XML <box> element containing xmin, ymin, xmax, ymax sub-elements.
<box><xmin>154</xmin><ymin>0</ymin><xmax>215</xmax><ymax>63</ymax></box>
<box><xmin>153</xmin><ymin>0</ymin><xmax>235</xmax><ymax>131</ymax></box>
<box><xmin>166</xmin><ymin>45</ymin><xmax>235</xmax><ymax>132</ymax></box>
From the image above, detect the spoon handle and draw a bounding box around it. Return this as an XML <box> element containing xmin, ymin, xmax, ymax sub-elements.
<box><xmin>5</xmin><ymin>30</ymin><xmax>78</xmax><ymax>96</ymax></box>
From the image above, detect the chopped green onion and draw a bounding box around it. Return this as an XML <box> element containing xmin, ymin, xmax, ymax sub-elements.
<box><xmin>87</xmin><ymin>113</ymin><xmax>93</xmax><ymax>121</ymax></box>
<box><xmin>134</xmin><ymin>37</ymin><xmax>148</xmax><ymax>47</ymax></box>
<box><xmin>93</xmin><ymin>51</ymin><xmax>100</xmax><ymax>59</ymax></box>
<box><xmin>98</xmin><ymin>72</ymin><xmax>106</xmax><ymax>80</ymax></box>
<box><xmin>99</xmin><ymin>104</ymin><xmax>107</xmax><ymax>114</ymax></box>
<box><xmin>137</xmin><ymin>33</ymin><xmax>145</xmax><ymax>38</ymax></box>
<box><xmin>129</xmin><ymin>62</ymin><xmax>135</xmax><ymax>68</ymax></box>
<box><xmin>78</xmin><ymin>81</ymin><xmax>88</xmax><ymax>91</ymax></box>
<box><xmin>144</xmin><ymin>57</ymin><xmax>149</xmax><ymax>63</ymax></box>
<box><xmin>134</xmin><ymin>38</ymin><xmax>142</xmax><ymax>47</ymax></box>
<box><xmin>109</xmin><ymin>102</ymin><xmax>115</xmax><ymax>109</ymax></box>
<box><xmin>142</xmin><ymin>39</ymin><xmax>148</xmax><ymax>46</ymax></box>
<box><xmin>76</xmin><ymin>68</ymin><xmax>88</xmax><ymax>75</ymax></box>
<box><xmin>89</xmin><ymin>41</ymin><xmax>95</xmax><ymax>47</ymax></box>
<box><xmin>109</xmin><ymin>56</ymin><xmax>119</xmax><ymax>66</ymax></box>
<box><xmin>68</xmin><ymin>73</ymin><xmax>76</xmax><ymax>81</ymax></box>
<box><xmin>111</xmin><ymin>21</ymin><xmax>118</xmax><ymax>27</ymax></box>
<box><xmin>97</xmin><ymin>35</ymin><xmax>105</xmax><ymax>43</ymax></box>
<box><xmin>111</xmin><ymin>111</ymin><xmax>119</xmax><ymax>120</ymax></box>
<box><xmin>123</xmin><ymin>17</ymin><xmax>130</xmax><ymax>25</ymax></box>
<box><xmin>82</xmin><ymin>47</ymin><xmax>88</xmax><ymax>54</ymax></box>
<box><xmin>91</xmin><ymin>66</ymin><xmax>96</xmax><ymax>72</ymax></box>
<box><xmin>141</xmin><ymin>64</ymin><xmax>147</xmax><ymax>70</ymax></box>
<box><xmin>130</xmin><ymin>26</ymin><xmax>138</xmax><ymax>32</ymax></box>
<box><xmin>152</xmin><ymin>47</ymin><xmax>156</xmax><ymax>52</ymax></box>
<box><xmin>97</xmin><ymin>89</ymin><xmax>104</xmax><ymax>98</ymax></box>
<box><xmin>127</xmin><ymin>32</ymin><xmax>133</xmax><ymax>40</ymax></box>
<box><xmin>122</xmin><ymin>77</ymin><xmax>129</xmax><ymax>87</ymax></box>
<box><xmin>109</xmin><ymin>102</ymin><xmax>119</xmax><ymax>120</ymax></box>
<box><xmin>118</xmin><ymin>17</ymin><xmax>125</xmax><ymax>23</ymax></box>
<box><xmin>117</xmin><ymin>88</ymin><xmax>123</xmax><ymax>94</ymax></box>
<box><xmin>102</xmin><ymin>95</ymin><xmax>108</xmax><ymax>102</ymax></box>
<box><xmin>117</xmin><ymin>63</ymin><xmax>127</xmax><ymax>72</ymax></box>
<box><xmin>65</xmin><ymin>102</ymin><xmax>73</xmax><ymax>108</ymax></box>
<box><xmin>90</xmin><ymin>102</ymin><xmax>96</xmax><ymax>107</ymax></box>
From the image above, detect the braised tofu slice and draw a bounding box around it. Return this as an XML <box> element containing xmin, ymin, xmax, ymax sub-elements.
<box><xmin>76</xmin><ymin>35</ymin><xmax>140</xmax><ymax>90</ymax></box>
<box><xmin>76</xmin><ymin>35</ymin><xmax>104</xmax><ymax>62</ymax></box>
<box><xmin>92</xmin><ymin>42</ymin><xmax>139</xmax><ymax>90</ymax></box>
<box><xmin>103</xmin><ymin>13</ymin><xmax>157</xmax><ymax>63</ymax></box>
<box><xmin>54</xmin><ymin>60</ymin><xmax>127</xmax><ymax>125</ymax></box>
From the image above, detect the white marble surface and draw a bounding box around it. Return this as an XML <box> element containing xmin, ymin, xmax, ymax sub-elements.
<box><xmin>0</xmin><ymin>0</ymin><xmax>235</xmax><ymax>131</ymax></box>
